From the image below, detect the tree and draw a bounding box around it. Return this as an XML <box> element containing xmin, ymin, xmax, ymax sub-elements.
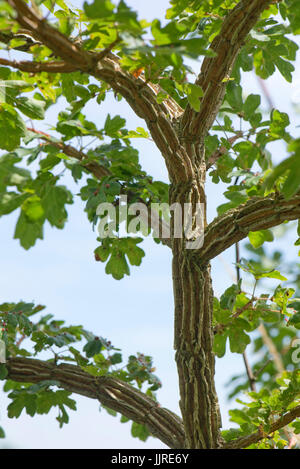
<box><xmin>0</xmin><ymin>0</ymin><xmax>300</xmax><ymax>449</ymax></box>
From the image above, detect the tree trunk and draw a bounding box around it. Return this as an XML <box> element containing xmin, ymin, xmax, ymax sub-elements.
<box><xmin>170</xmin><ymin>143</ymin><xmax>221</xmax><ymax>448</ymax></box>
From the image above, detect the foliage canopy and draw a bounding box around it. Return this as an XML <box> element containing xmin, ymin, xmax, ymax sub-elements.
<box><xmin>0</xmin><ymin>0</ymin><xmax>300</xmax><ymax>449</ymax></box>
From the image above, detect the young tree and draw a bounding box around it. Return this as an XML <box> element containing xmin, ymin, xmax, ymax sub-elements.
<box><xmin>0</xmin><ymin>0</ymin><xmax>299</xmax><ymax>449</ymax></box>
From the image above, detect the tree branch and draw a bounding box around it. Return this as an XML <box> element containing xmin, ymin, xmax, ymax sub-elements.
<box><xmin>206</xmin><ymin>134</ymin><xmax>242</xmax><ymax>170</ymax></box>
<box><xmin>0</xmin><ymin>30</ymin><xmax>42</xmax><ymax>51</ymax></box>
<box><xmin>181</xmin><ymin>0</ymin><xmax>272</xmax><ymax>140</ymax></box>
<box><xmin>223</xmin><ymin>405</ymin><xmax>300</xmax><ymax>449</ymax></box>
<box><xmin>26</xmin><ymin>127</ymin><xmax>110</xmax><ymax>180</ymax></box>
<box><xmin>192</xmin><ymin>193</ymin><xmax>300</xmax><ymax>266</ymax></box>
<box><xmin>6</xmin><ymin>0</ymin><xmax>191</xmax><ymax>182</ymax></box>
<box><xmin>235</xmin><ymin>238</ymin><xmax>257</xmax><ymax>393</ymax></box>
<box><xmin>258</xmin><ymin>323</ymin><xmax>285</xmax><ymax>375</ymax></box>
<box><xmin>26</xmin><ymin>128</ymin><xmax>172</xmax><ymax>248</ymax></box>
<box><xmin>0</xmin><ymin>57</ymin><xmax>78</xmax><ymax>73</ymax></box>
<box><xmin>6</xmin><ymin>357</ymin><xmax>185</xmax><ymax>449</ymax></box>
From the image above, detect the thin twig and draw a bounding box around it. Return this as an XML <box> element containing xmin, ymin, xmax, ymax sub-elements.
<box><xmin>234</xmin><ymin>176</ymin><xmax>257</xmax><ymax>392</ymax></box>
<box><xmin>224</xmin><ymin>405</ymin><xmax>300</xmax><ymax>449</ymax></box>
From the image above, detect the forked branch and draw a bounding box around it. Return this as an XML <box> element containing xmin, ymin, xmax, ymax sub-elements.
<box><xmin>6</xmin><ymin>356</ymin><xmax>300</xmax><ymax>450</ymax></box>
<box><xmin>6</xmin><ymin>0</ymin><xmax>188</xmax><ymax>181</ymax></box>
<box><xmin>181</xmin><ymin>0</ymin><xmax>272</xmax><ymax>140</ymax></box>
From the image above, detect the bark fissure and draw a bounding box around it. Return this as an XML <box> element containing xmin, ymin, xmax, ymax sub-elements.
<box><xmin>6</xmin><ymin>357</ymin><xmax>185</xmax><ymax>449</ymax></box>
<box><xmin>192</xmin><ymin>194</ymin><xmax>300</xmax><ymax>266</ymax></box>
<box><xmin>169</xmin><ymin>158</ymin><xmax>221</xmax><ymax>447</ymax></box>
<box><xmin>181</xmin><ymin>0</ymin><xmax>272</xmax><ymax>140</ymax></box>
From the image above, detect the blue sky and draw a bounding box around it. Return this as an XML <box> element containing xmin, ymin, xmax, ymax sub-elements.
<box><xmin>0</xmin><ymin>0</ymin><xmax>299</xmax><ymax>449</ymax></box>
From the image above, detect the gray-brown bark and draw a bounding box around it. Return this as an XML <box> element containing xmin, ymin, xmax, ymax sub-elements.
<box><xmin>172</xmin><ymin>255</ymin><xmax>221</xmax><ymax>448</ymax></box>
<box><xmin>6</xmin><ymin>357</ymin><xmax>185</xmax><ymax>449</ymax></box>
<box><xmin>169</xmin><ymin>138</ymin><xmax>221</xmax><ymax>447</ymax></box>
<box><xmin>192</xmin><ymin>193</ymin><xmax>300</xmax><ymax>267</ymax></box>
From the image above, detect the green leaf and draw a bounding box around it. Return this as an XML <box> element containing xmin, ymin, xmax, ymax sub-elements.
<box><xmin>274</xmin><ymin>57</ymin><xmax>294</xmax><ymax>82</ymax></box>
<box><xmin>0</xmin><ymin>364</ymin><xmax>8</xmax><ymax>380</ymax></box>
<box><xmin>248</xmin><ymin>230</ymin><xmax>274</xmax><ymax>248</ymax></box>
<box><xmin>250</xmin><ymin>31</ymin><xmax>270</xmax><ymax>42</ymax></box>
<box><xmin>56</xmin><ymin>405</ymin><xmax>69</xmax><ymax>428</ymax></box>
<box><xmin>105</xmin><ymin>250</ymin><xmax>130</xmax><ymax>280</ymax></box>
<box><xmin>226</xmin><ymin>82</ymin><xmax>243</xmax><ymax>111</ymax></box>
<box><xmin>281</xmin><ymin>161</ymin><xmax>300</xmax><ymax>199</ymax></box>
<box><xmin>220</xmin><ymin>283</ymin><xmax>241</xmax><ymax>312</ymax></box>
<box><xmin>119</xmin><ymin>237</ymin><xmax>145</xmax><ymax>266</ymax></box>
<box><xmin>15</xmin><ymin>97</ymin><xmax>46</xmax><ymax>120</ymax></box>
<box><xmin>292</xmin><ymin>420</ymin><xmax>300</xmax><ymax>434</ymax></box>
<box><xmin>151</xmin><ymin>18</ymin><xmax>185</xmax><ymax>46</ymax></box>
<box><xmin>288</xmin><ymin>312</ymin><xmax>300</xmax><ymax>329</ymax></box>
<box><xmin>186</xmin><ymin>83</ymin><xmax>203</xmax><ymax>112</ymax></box>
<box><xmin>237</xmin><ymin>260</ymin><xmax>287</xmax><ymax>281</ymax></box>
<box><xmin>104</xmin><ymin>114</ymin><xmax>126</xmax><ymax>137</ymax></box>
<box><xmin>22</xmin><ymin>195</ymin><xmax>45</xmax><ymax>222</ymax></box>
<box><xmin>103</xmin><ymin>405</ymin><xmax>117</xmax><ymax>417</ymax></box>
<box><xmin>258</xmin><ymin>270</ymin><xmax>287</xmax><ymax>281</ymax></box>
<box><xmin>0</xmin><ymin>192</ymin><xmax>29</xmax><ymax>216</ymax></box>
<box><xmin>269</xmin><ymin>109</ymin><xmax>290</xmax><ymax>139</ymax></box>
<box><xmin>115</xmin><ymin>1</ymin><xmax>142</xmax><ymax>34</ymax></box>
<box><xmin>39</xmin><ymin>154</ymin><xmax>62</xmax><ymax>172</ymax></box>
<box><xmin>69</xmin><ymin>347</ymin><xmax>89</xmax><ymax>366</ymax></box>
<box><xmin>84</xmin><ymin>0</ymin><xmax>115</xmax><ymax>19</ymax></box>
<box><xmin>14</xmin><ymin>210</ymin><xmax>44</xmax><ymax>249</ymax></box>
<box><xmin>83</xmin><ymin>338</ymin><xmax>103</xmax><ymax>358</ymax></box>
<box><xmin>229</xmin><ymin>408</ymin><xmax>252</xmax><ymax>425</ymax></box>
<box><xmin>110</xmin><ymin>352</ymin><xmax>122</xmax><ymax>364</ymax></box>
<box><xmin>0</xmin><ymin>152</ymin><xmax>31</xmax><ymax>192</ymax></box>
<box><xmin>120</xmin><ymin>415</ymin><xmax>129</xmax><ymax>423</ymax></box>
<box><xmin>61</xmin><ymin>74</ymin><xmax>77</xmax><ymax>103</ymax></box>
<box><xmin>0</xmin><ymin>80</ymin><xmax>31</xmax><ymax>95</ymax></box>
<box><xmin>8</xmin><ymin>393</ymin><xmax>37</xmax><ymax>418</ymax></box>
<box><xmin>37</xmin><ymin>390</ymin><xmax>76</xmax><ymax>415</ymax></box>
<box><xmin>124</xmin><ymin>127</ymin><xmax>149</xmax><ymax>139</ymax></box>
<box><xmin>131</xmin><ymin>421</ymin><xmax>150</xmax><ymax>442</ymax></box>
<box><xmin>0</xmin><ymin>103</ymin><xmax>26</xmax><ymax>151</ymax></box>
<box><xmin>41</xmin><ymin>184</ymin><xmax>72</xmax><ymax>228</ymax></box>
<box><xmin>228</xmin><ymin>325</ymin><xmax>250</xmax><ymax>354</ymax></box>
<box><xmin>273</xmin><ymin>285</ymin><xmax>295</xmax><ymax>315</ymax></box>
<box><xmin>243</xmin><ymin>94</ymin><xmax>261</xmax><ymax>120</ymax></box>
<box><xmin>94</xmin><ymin>244</ymin><xmax>111</xmax><ymax>262</ymax></box>
<box><xmin>213</xmin><ymin>333</ymin><xmax>228</xmax><ymax>358</ymax></box>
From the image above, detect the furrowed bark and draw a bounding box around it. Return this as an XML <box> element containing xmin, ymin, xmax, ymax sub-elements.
<box><xmin>170</xmin><ymin>144</ymin><xmax>221</xmax><ymax>448</ymax></box>
<box><xmin>165</xmin><ymin>1</ymin><xmax>274</xmax><ymax>446</ymax></box>
<box><xmin>168</xmin><ymin>0</ymin><xmax>278</xmax><ymax>448</ymax></box>
<box><xmin>181</xmin><ymin>0</ymin><xmax>272</xmax><ymax>140</ymax></box>
<box><xmin>6</xmin><ymin>357</ymin><xmax>185</xmax><ymax>449</ymax></box>
<box><xmin>192</xmin><ymin>193</ymin><xmax>300</xmax><ymax>266</ymax></box>
<box><xmin>172</xmin><ymin>257</ymin><xmax>222</xmax><ymax>448</ymax></box>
